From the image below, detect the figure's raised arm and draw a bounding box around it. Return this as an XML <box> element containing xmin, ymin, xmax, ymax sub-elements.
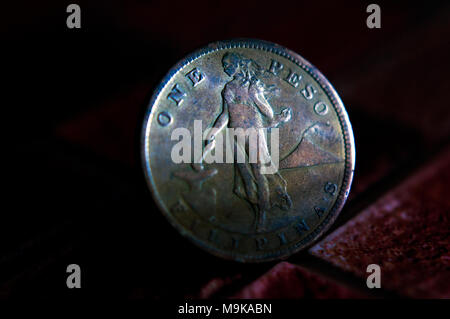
<box><xmin>251</xmin><ymin>83</ymin><xmax>274</xmax><ymax>119</ymax></box>
<box><xmin>251</xmin><ymin>82</ymin><xmax>292</xmax><ymax>128</ymax></box>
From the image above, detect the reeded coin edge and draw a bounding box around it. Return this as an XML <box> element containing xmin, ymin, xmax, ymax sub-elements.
<box><xmin>141</xmin><ymin>39</ymin><xmax>355</xmax><ymax>262</ymax></box>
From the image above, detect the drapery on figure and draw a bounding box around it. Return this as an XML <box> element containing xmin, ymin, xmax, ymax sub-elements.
<box><xmin>193</xmin><ymin>52</ymin><xmax>293</xmax><ymax>232</ymax></box>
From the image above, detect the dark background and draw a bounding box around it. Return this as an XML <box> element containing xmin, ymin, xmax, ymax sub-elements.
<box><xmin>2</xmin><ymin>1</ymin><xmax>450</xmax><ymax>298</ymax></box>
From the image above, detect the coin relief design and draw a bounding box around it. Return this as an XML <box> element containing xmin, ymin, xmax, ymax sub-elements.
<box><xmin>142</xmin><ymin>40</ymin><xmax>355</xmax><ymax>262</ymax></box>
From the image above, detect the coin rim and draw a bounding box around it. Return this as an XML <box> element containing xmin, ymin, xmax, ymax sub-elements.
<box><xmin>141</xmin><ymin>39</ymin><xmax>355</xmax><ymax>263</ymax></box>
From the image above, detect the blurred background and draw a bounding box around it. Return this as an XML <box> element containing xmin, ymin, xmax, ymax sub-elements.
<box><xmin>3</xmin><ymin>0</ymin><xmax>449</xmax><ymax>298</ymax></box>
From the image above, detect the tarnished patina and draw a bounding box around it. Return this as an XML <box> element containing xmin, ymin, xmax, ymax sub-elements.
<box><xmin>142</xmin><ymin>39</ymin><xmax>355</xmax><ymax>262</ymax></box>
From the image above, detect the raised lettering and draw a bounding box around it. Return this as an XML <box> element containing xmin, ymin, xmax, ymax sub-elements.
<box><xmin>314</xmin><ymin>101</ymin><xmax>328</xmax><ymax>115</ymax></box>
<box><xmin>301</xmin><ymin>84</ymin><xmax>317</xmax><ymax>100</ymax></box>
<box><xmin>285</xmin><ymin>70</ymin><xmax>302</xmax><ymax>88</ymax></box>
<box><xmin>157</xmin><ymin>111</ymin><xmax>172</xmax><ymax>126</ymax></box>
<box><xmin>185</xmin><ymin>68</ymin><xmax>204</xmax><ymax>87</ymax></box>
<box><xmin>268</xmin><ymin>59</ymin><xmax>284</xmax><ymax>76</ymax></box>
<box><xmin>314</xmin><ymin>206</ymin><xmax>325</xmax><ymax>218</ymax></box>
<box><xmin>256</xmin><ymin>237</ymin><xmax>268</xmax><ymax>250</ymax></box>
<box><xmin>167</xmin><ymin>83</ymin><xmax>186</xmax><ymax>105</ymax></box>
<box><xmin>324</xmin><ymin>182</ymin><xmax>337</xmax><ymax>195</ymax></box>
<box><xmin>277</xmin><ymin>232</ymin><xmax>287</xmax><ymax>245</ymax></box>
<box><xmin>295</xmin><ymin>219</ymin><xmax>310</xmax><ymax>235</ymax></box>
